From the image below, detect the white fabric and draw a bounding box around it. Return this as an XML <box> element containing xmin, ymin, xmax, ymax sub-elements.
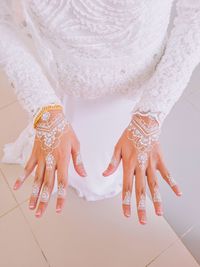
<box><xmin>1</xmin><ymin>0</ymin><xmax>200</xmax><ymax>200</ymax></box>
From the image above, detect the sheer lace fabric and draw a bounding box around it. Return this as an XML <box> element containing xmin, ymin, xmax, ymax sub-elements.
<box><xmin>0</xmin><ymin>0</ymin><xmax>200</xmax><ymax>126</ymax></box>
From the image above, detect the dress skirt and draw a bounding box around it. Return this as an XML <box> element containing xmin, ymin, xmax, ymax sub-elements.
<box><xmin>1</xmin><ymin>92</ymin><xmax>139</xmax><ymax>201</ymax></box>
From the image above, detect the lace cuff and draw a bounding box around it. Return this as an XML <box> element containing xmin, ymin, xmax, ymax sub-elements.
<box><xmin>0</xmin><ymin>1</ymin><xmax>62</xmax><ymax>119</ymax></box>
<box><xmin>131</xmin><ymin>0</ymin><xmax>200</xmax><ymax>128</ymax></box>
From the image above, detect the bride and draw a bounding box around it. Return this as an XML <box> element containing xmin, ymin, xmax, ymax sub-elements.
<box><xmin>0</xmin><ymin>0</ymin><xmax>199</xmax><ymax>224</ymax></box>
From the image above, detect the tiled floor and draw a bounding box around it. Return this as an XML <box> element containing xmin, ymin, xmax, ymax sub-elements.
<box><xmin>1</xmin><ymin>61</ymin><xmax>200</xmax><ymax>267</ymax></box>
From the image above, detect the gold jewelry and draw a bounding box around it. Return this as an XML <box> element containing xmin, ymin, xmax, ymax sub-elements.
<box><xmin>33</xmin><ymin>104</ymin><xmax>63</xmax><ymax>129</ymax></box>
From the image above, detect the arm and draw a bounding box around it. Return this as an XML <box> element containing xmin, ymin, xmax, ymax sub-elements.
<box><xmin>131</xmin><ymin>0</ymin><xmax>200</xmax><ymax>129</ymax></box>
<box><xmin>0</xmin><ymin>1</ymin><xmax>62</xmax><ymax>121</ymax></box>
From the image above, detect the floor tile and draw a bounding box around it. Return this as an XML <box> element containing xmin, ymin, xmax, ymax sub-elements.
<box><xmin>0</xmin><ymin>163</ymin><xmax>35</xmax><ymax>204</ymax></box>
<box><xmin>0</xmin><ymin>101</ymin><xmax>28</xmax><ymax>160</ymax></box>
<box><xmin>20</xmin><ymin>187</ymin><xmax>180</xmax><ymax>267</ymax></box>
<box><xmin>147</xmin><ymin>239</ymin><xmax>199</xmax><ymax>267</ymax></box>
<box><xmin>182</xmin><ymin>222</ymin><xmax>200</xmax><ymax>265</ymax></box>
<box><xmin>0</xmin><ymin>206</ymin><xmax>49</xmax><ymax>267</ymax></box>
<box><xmin>154</xmin><ymin>99</ymin><xmax>200</xmax><ymax>236</ymax></box>
<box><xmin>0</xmin><ymin>170</ymin><xmax>17</xmax><ymax>217</ymax></box>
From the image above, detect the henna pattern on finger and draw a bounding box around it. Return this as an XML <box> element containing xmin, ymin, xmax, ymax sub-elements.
<box><xmin>110</xmin><ymin>155</ymin><xmax>118</xmax><ymax>167</ymax></box>
<box><xmin>57</xmin><ymin>182</ymin><xmax>66</xmax><ymax>199</ymax></box>
<box><xmin>45</xmin><ymin>153</ymin><xmax>55</xmax><ymax>170</ymax></box>
<box><xmin>166</xmin><ymin>173</ymin><xmax>177</xmax><ymax>187</ymax></box>
<box><xmin>122</xmin><ymin>190</ymin><xmax>132</xmax><ymax>205</ymax></box>
<box><xmin>18</xmin><ymin>173</ymin><xmax>26</xmax><ymax>182</ymax></box>
<box><xmin>31</xmin><ymin>183</ymin><xmax>40</xmax><ymax>197</ymax></box>
<box><xmin>137</xmin><ymin>193</ymin><xmax>146</xmax><ymax>210</ymax></box>
<box><xmin>127</xmin><ymin>111</ymin><xmax>161</xmax><ymax>169</ymax></box>
<box><xmin>75</xmin><ymin>152</ymin><xmax>82</xmax><ymax>165</ymax></box>
<box><xmin>153</xmin><ymin>186</ymin><xmax>162</xmax><ymax>203</ymax></box>
<box><xmin>40</xmin><ymin>185</ymin><xmax>50</xmax><ymax>203</ymax></box>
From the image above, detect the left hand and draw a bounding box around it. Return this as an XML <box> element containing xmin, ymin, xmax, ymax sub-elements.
<box><xmin>102</xmin><ymin>113</ymin><xmax>183</xmax><ymax>225</ymax></box>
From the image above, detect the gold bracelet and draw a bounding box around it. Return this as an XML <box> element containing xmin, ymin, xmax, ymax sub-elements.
<box><xmin>33</xmin><ymin>104</ymin><xmax>63</xmax><ymax>129</ymax></box>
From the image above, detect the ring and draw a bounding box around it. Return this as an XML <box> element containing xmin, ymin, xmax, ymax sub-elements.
<box><xmin>40</xmin><ymin>185</ymin><xmax>50</xmax><ymax>203</ymax></box>
<box><xmin>122</xmin><ymin>191</ymin><xmax>132</xmax><ymax>205</ymax></box>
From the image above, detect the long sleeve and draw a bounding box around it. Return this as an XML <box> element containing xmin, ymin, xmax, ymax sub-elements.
<box><xmin>0</xmin><ymin>1</ymin><xmax>62</xmax><ymax>120</ymax></box>
<box><xmin>131</xmin><ymin>0</ymin><xmax>200</xmax><ymax>128</ymax></box>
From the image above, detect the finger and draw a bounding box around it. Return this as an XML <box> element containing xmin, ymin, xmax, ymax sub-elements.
<box><xmin>71</xmin><ymin>146</ymin><xmax>87</xmax><ymax>177</ymax></box>
<box><xmin>156</xmin><ymin>157</ymin><xmax>183</xmax><ymax>196</ymax></box>
<box><xmin>56</xmin><ymin>156</ymin><xmax>69</xmax><ymax>213</ymax></box>
<box><xmin>35</xmin><ymin>153</ymin><xmax>56</xmax><ymax>218</ymax></box>
<box><xmin>102</xmin><ymin>145</ymin><xmax>122</xmax><ymax>176</ymax></box>
<box><xmin>29</xmin><ymin>158</ymin><xmax>45</xmax><ymax>210</ymax></box>
<box><xmin>135</xmin><ymin>166</ymin><xmax>147</xmax><ymax>225</ymax></box>
<box><xmin>13</xmin><ymin>152</ymin><xmax>37</xmax><ymax>190</ymax></box>
<box><xmin>121</xmin><ymin>156</ymin><xmax>135</xmax><ymax>218</ymax></box>
<box><xmin>146</xmin><ymin>165</ymin><xmax>163</xmax><ymax>216</ymax></box>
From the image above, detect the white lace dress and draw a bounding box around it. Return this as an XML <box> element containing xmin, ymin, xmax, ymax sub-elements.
<box><xmin>0</xmin><ymin>0</ymin><xmax>200</xmax><ymax>200</ymax></box>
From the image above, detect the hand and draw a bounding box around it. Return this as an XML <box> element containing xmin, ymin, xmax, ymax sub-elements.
<box><xmin>13</xmin><ymin>109</ymin><xmax>87</xmax><ymax>218</ymax></box>
<box><xmin>102</xmin><ymin>112</ymin><xmax>182</xmax><ymax>225</ymax></box>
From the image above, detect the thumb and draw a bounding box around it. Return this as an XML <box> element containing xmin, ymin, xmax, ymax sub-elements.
<box><xmin>71</xmin><ymin>145</ymin><xmax>87</xmax><ymax>177</ymax></box>
<box><xmin>102</xmin><ymin>145</ymin><xmax>121</xmax><ymax>177</ymax></box>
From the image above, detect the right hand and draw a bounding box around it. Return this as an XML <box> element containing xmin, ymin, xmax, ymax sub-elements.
<box><xmin>13</xmin><ymin>109</ymin><xmax>87</xmax><ymax>218</ymax></box>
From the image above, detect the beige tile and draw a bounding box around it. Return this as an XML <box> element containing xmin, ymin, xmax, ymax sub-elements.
<box><xmin>0</xmin><ymin>206</ymin><xmax>49</xmax><ymax>267</ymax></box>
<box><xmin>0</xmin><ymin>170</ymin><xmax>17</xmax><ymax>216</ymax></box>
<box><xmin>20</xmin><ymin>187</ymin><xmax>179</xmax><ymax>267</ymax></box>
<box><xmin>0</xmin><ymin>101</ymin><xmax>28</xmax><ymax>159</ymax></box>
<box><xmin>0</xmin><ymin>163</ymin><xmax>35</xmax><ymax>204</ymax></box>
<box><xmin>0</xmin><ymin>70</ymin><xmax>17</xmax><ymax>109</ymax></box>
<box><xmin>147</xmin><ymin>239</ymin><xmax>199</xmax><ymax>267</ymax></box>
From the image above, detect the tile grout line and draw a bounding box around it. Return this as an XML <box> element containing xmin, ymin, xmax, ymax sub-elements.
<box><xmin>18</xmin><ymin>203</ymin><xmax>52</xmax><ymax>267</ymax></box>
<box><xmin>0</xmin><ymin>167</ymin><xmax>52</xmax><ymax>267</ymax></box>
<box><xmin>145</xmin><ymin>223</ymin><xmax>200</xmax><ymax>267</ymax></box>
<box><xmin>145</xmin><ymin>239</ymin><xmax>179</xmax><ymax>267</ymax></box>
<box><xmin>0</xmin><ymin>100</ymin><xmax>18</xmax><ymax>111</ymax></box>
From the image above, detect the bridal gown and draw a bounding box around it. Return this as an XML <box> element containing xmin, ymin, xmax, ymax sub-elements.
<box><xmin>0</xmin><ymin>0</ymin><xmax>200</xmax><ymax>200</ymax></box>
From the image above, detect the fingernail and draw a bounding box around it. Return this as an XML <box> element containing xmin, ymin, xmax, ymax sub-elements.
<box><xmin>29</xmin><ymin>203</ymin><xmax>35</xmax><ymax>209</ymax></box>
<box><xmin>56</xmin><ymin>207</ymin><xmax>61</xmax><ymax>213</ymax></box>
<box><xmin>140</xmin><ymin>220</ymin><xmax>147</xmax><ymax>225</ymax></box>
<box><xmin>35</xmin><ymin>210</ymin><xmax>41</xmax><ymax>216</ymax></box>
<box><xmin>13</xmin><ymin>184</ymin><xmax>17</xmax><ymax>190</ymax></box>
<box><xmin>83</xmin><ymin>170</ymin><xmax>87</xmax><ymax>176</ymax></box>
<box><xmin>178</xmin><ymin>191</ymin><xmax>183</xmax><ymax>196</ymax></box>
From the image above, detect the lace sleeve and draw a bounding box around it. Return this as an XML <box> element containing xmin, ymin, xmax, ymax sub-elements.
<box><xmin>0</xmin><ymin>1</ymin><xmax>62</xmax><ymax>120</ymax></box>
<box><xmin>131</xmin><ymin>0</ymin><xmax>200</xmax><ymax>129</ymax></box>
